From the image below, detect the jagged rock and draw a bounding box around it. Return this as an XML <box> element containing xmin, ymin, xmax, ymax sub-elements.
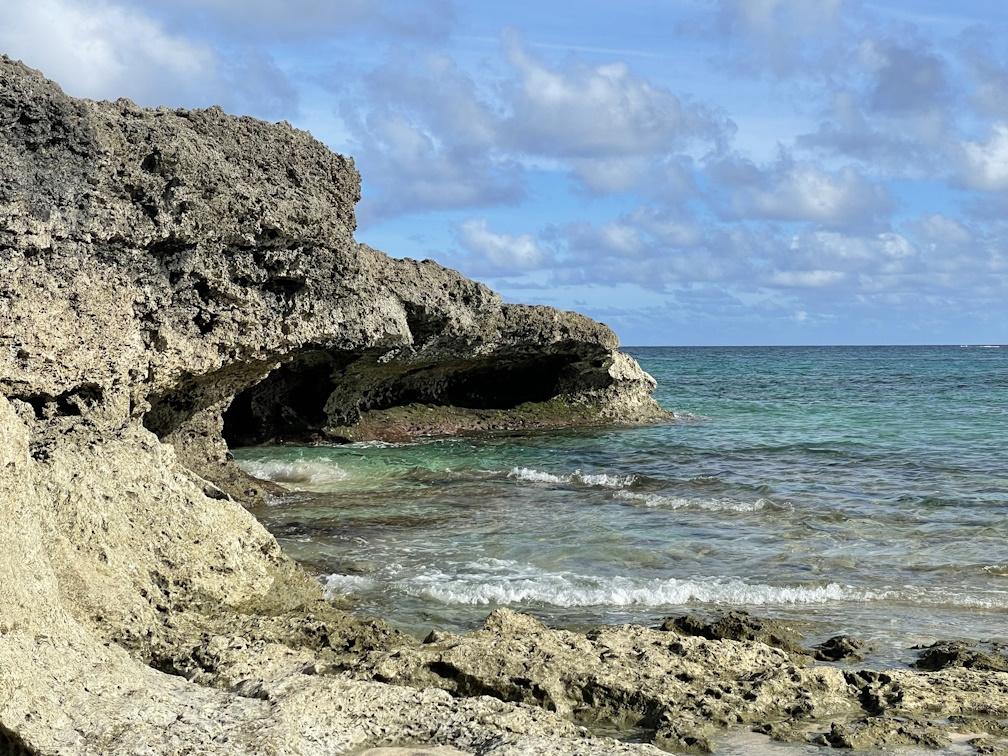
<box><xmin>913</xmin><ymin>641</ymin><xmax>1008</xmax><ymax>672</ymax></box>
<box><xmin>659</xmin><ymin>610</ymin><xmax>808</xmax><ymax>656</ymax></box>
<box><xmin>814</xmin><ymin>634</ymin><xmax>870</xmax><ymax>663</ymax></box>
<box><xmin>0</xmin><ymin>54</ymin><xmax>668</xmax><ymax>503</ymax></box>
<box><xmin>356</xmin><ymin>608</ymin><xmax>856</xmax><ymax>751</ymax></box>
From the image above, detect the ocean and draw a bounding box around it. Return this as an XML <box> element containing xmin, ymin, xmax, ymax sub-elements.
<box><xmin>236</xmin><ymin>345</ymin><xmax>1008</xmax><ymax>668</ymax></box>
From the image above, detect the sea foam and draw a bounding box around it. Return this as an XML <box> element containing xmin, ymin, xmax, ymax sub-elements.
<box><xmin>236</xmin><ymin>457</ymin><xmax>349</xmax><ymax>491</ymax></box>
<box><xmin>508</xmin><ymin>466</ymin><xmax>637</xmax><ymax>488</ymax></box>
<box><xmin>613</xmin><ymin>490</ymin><xmax>775</xmax><ymax>512</ymax></box>
<box><xmin>396</xmin><ymin>558</ymin><xmax>876</xmax><ymax>608</ymax></box>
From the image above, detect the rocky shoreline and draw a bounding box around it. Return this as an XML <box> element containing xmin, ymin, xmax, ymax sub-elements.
<box><xmin>3</xmin><ymin>56</ymin><xmax>1008</xmax><ymax>755</ymax></box>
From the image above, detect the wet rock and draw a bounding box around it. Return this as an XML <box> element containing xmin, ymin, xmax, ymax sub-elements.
<box><xmin>659</xmin><ymin>610</ymin><xmax>808</xmax><ymax>656</ymax></box>
<box><xmin>816</xmin><ymin>718</ymin><xmax>948</xmax><ymax>750</ymax></box>
<box><xmin>913</xmin><ymin>641</ymin><xmax>1008</xmax><ymax>672</ymax></box>
<box><xmin>814</xmin><ymin>634</ymin><xmax>870</xmax><ymax>662</ymax></box>
<box><xmin>357</xmin><ymin>608</ymin><xmax>855</xmax><ymax>750</ymax></box>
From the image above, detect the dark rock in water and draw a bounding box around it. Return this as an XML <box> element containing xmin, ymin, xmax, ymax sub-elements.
<box><xmin>814</xmin><ymin>634</ymin><xmax>869</xmax><ymax>662</ymax></box>
<box><xmin>816</xmin><ymin>718</ymin><xmax>948</xmax><ymax>750</ymax></box>
<box><xmin>659</xmin><ymin>611</ymin><xmax>807</xmax><ymax>656</ymax></box>
<box><xmin>913</xmin><ymin>641</ymin><xmax>1008</xmax><ymax>672</ymax></box>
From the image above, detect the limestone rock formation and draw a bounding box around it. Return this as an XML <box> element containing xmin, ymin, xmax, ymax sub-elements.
<box><xmin>0</xmin><ymin>54</ymin><xmax>670</xmax><ymax>755</ymax></box>
<box><xmin>0</xmin><ymin>54</ymin><xmax>668</xmax><ymax>501</ymax></box>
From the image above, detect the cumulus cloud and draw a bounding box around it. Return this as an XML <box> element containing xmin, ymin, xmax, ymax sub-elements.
<box><xmin>0</xmin><ymin>0</ymin><xmax>297</xmax><ymax>116</ymax></box>
<box><xmin>453</xmin><ymin>218</ymin><xmax>550</xmax><ymax>275</ymax></box>
<box><xmin>499</xmin><ymin>30</ymin><xmax>728</xmax><ymax>159</ymax></box>
<box><xmin>707</xmin><ymin>157</ymin><xmax>895</xmax><ymax>230</ymax></box>
<box><xmin>1</xmin><ymin>0</ymin><xmax>215</xmax><ymax>102</ymax></box>
<box><xmin>334</xmin><ymin>50</ymin><xmax>523</xmax><ymax>221</ymax></box>
<box><xmin>796</xmin><ymin>89</ymin><xmax>936</xmax><ymax>173</ymax></box>
<box><xmin>553</xmin><ymin>210</ymin><xmax>758</xmax><ymax>290</ymax></box>
<box><xmin>861</xmin><ymin>38</ymin><xmax>950</xmax><ymax>118</ymax></box>
<box><xmin>335</xmin><ymin>31</ymin><xmax>730</xmax><ymax>219</ymax></box>
<box><xmin>702</xmin><ymin>0</ymin><xmax>849</xmax><ymax>78</ymax></box>
<box><xmin>959</xmin><ymin>124</ymin><xmax>1008</xmax><ymax>191</ymax></box>
<box><xmin>956</xmin><ymin>25</ymin><xmax>1008</xmax><ymax>121</ymax></box>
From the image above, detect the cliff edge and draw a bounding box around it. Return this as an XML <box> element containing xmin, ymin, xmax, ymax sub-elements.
<box><xmin>0</xmin><ymin>55</ymin><xmax>667</xmax><ymax>503</ymax></box>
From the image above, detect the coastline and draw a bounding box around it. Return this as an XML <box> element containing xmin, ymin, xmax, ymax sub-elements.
<box><xmin>3</xmin><ymin>55</ymin><xmax>1008</xmax><ymax>755</ymax></box>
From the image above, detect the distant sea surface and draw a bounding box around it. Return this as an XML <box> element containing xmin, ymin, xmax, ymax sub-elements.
<box><xmin>236</xmin><ymin>345</ymin><xmax>1008</xmax><ymax>666</ymax></box>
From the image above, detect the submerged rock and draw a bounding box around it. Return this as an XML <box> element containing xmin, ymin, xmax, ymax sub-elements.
<box><xmin>814</xmin><ymin>634</ymin><xmax>870</xmax><ymax>663</ymax></box>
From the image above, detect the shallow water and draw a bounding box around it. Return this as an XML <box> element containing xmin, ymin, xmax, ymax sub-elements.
<box><xmin>236</xmin><ymin>345</ymin><xmax>1008</xmax><ymax>668</ymax></box>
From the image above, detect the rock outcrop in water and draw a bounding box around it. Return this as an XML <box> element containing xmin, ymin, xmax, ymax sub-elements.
<box><xmin>0</xmin><ymin>54</ymin><xmax>667</xmax><ymax>502</ymax></box>
<box><xmin>3</xmin><ymin>56</ymin><xmax>1008</xmax><ymax>755</ymax></box>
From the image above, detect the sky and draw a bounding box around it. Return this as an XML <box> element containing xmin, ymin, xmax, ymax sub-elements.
<box><xmin>2</xmin><ymin>0</ymin><xmax>1006</xmax><ymax>345</ymax></box>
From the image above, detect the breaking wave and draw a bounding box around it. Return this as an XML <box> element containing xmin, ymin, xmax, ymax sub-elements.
<box><xmin>391</xmin><ymin>559</ymin><xmax>1008</xmax><ymax>611</ymax></box>
<box><xmin>236</xmin><ymin>457</ymin><xmax>349</xmax><ymax>491</ymax></box>
<box><xmin>508</xmin><ymin>466</ymin><xmax>638</xmax><ymax>488</ymax></box>
<box><xmin>613</xmin><ymin>490</ymin><xmax>780</xmax><ymax>512</ymax></box>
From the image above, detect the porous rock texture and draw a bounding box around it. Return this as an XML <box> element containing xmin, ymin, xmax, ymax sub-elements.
<box><xmin>3</xmin><ymin>55</ymin><xmax>1008</xmax><ymax>756</ymax></box>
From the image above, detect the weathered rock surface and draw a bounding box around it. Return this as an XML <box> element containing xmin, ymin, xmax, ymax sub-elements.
<box><xmin>3</xmin><ymin>54</ymin><xmax>1008</xmax><ymax>756</ymax></box>
<box><xmin>0</xmin><ymin>53</ymin><xmax>668</xmax><ymax>495</ymax></box>
<box><xmin>355</xmin><ymin>609</ymin><xmax>1008</xmax><ymax>753</ymax></box>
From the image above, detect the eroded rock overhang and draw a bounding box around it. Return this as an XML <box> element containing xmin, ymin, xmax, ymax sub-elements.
<box><xmin>0</xmin><ymin>54</ymin><xmax>669</xmax><ymax>502</ymax></box>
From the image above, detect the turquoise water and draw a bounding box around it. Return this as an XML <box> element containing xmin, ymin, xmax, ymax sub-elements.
<box><xmin>236</xmin><ymin>345</ymin><xmax>1008</xmax><ymax>665</ymax></box>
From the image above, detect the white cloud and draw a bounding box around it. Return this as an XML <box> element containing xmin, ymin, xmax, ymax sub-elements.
<box><xmin>710</xmin><ymin>158</ymin><xmax>895</xmax><ymax>230</ymax></box>
<box><xmin>768</xmin><ymin>270</ymin><xmax>846</xmax><ymax>287</ymax></box>
<box><xmin>455</xmin><ymin>218</ymin><xmax>549</xmax><ymax>272</ymax></box>
<box><xmin>336</xmin><ymin>52</ymin><xmax>523</xmax><ymax>221</ymax></box>
<box><xmin>0</xmin><ymin>0</ymin><xmax>299</xmax><ymax>117</ymax></box>
<box><xmin>0</xmin><ymin>0</ymin><xmax>215</xmax><ymax>102</ymax></box>
<box><xmin>960</xmin><ymin>124</ymin><xmax>1008</xmax><ymax>191</ymax></box>
<box><xmin>500</xmin><ymin>30</ymin><xmax>726</xmax><ymax>159</ymax></box>
<box><xmin>722</xmin><ymin>0</ymin><xmax>844</xmax><ymax>36</ymax></box>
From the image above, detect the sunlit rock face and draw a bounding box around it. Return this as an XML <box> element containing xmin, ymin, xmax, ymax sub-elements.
<box><xmin>0</xmin><ymin>54</ymin><xmax>667</xmax><ymax>498</ymax></box>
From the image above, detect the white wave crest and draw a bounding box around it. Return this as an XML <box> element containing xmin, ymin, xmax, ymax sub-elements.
<box><xmin>508</xmin><ymin>467</ymin><xmax>637</xmax><ymax>488</ymax></box>
<box><xmin>237</xmin><ymin>457</ymin><xmax>349</xmax><ymax>491</ymax></box>
<box><xmin>614</xmin><ymin>490</ymin><xmax>773</xmax><ymax>512</ymax></box>
<box><xmin>670</xmin><ymin>410</ymin><xmax>708</xmax><ymax>422</ymax></box>
<box><xmin>323</xmin><ymin>574</ymin><xmax>376</xmax><ymax>597</ymax></box>
<box><xmin>397</xmin><ymin>559</ymin><xmax>875</xmax><ymax>608</ymax></box>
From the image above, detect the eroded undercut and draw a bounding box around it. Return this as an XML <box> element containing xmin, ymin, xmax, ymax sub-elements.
<box><xmin>220</xmin><ymin>345</ymin><xmax>613</xmax><ymax>446</ymax></box>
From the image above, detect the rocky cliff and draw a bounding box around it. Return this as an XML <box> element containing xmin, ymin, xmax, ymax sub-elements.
<box><xmin>0</xmin><ymin>54</ymin><xmax>667</xmax><ymax>502</ymax></box>
<box><xmin>0</xmin><ymin>54</ymin><xmax>670</xmax><ymax>755</ymax></box>
<box><xmin>3</xmin><ymin>56</ymin><xmax>1008</xmax><ymax>756</ymax></box>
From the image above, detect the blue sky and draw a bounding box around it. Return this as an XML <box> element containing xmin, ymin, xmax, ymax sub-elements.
<box><xmin>2</xmin><ymin>0</ymin><xmax>1006</xmax><ymax>345</ymax></box>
